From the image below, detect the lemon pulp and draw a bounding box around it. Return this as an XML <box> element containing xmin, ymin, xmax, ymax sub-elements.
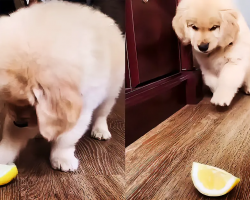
<box><xmin>191</xmin><ymin>162</ymin><xmax>240</xmax><ymax>197</ymax></box>
<box><xmin>0</xmin><ymin>164</ymin><xmax>18</xmax><ymax>186</ymax></box>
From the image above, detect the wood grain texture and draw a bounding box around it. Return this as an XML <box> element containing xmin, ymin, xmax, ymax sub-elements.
<box><xmin>0</xmin><ymin>89</ymin><xmax>125</xmax><ymax>200</ymax></box>
<box><xmin>126</xmin><ymin>93</ymin><xmax>250</xmax><ymax>199</ymax></box>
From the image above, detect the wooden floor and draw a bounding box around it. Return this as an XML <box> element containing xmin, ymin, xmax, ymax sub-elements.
<box><xmin>126</xmin><ymin>93</ymin><xmax>250</xmax><ymax>200</ymax></box>
<box><xmin>0</xmin><ymin>88</ymin><xmax>125</xmax><ymax>200</ymax></box>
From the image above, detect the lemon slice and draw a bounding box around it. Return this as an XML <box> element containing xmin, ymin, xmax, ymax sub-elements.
<box><xmin>191</xmin><ymin>162</ymin><xmax>240</xmax><ymax>197</ymax></box>
<box><xmin>0</xmin><ymin>164</ymin><xmax>18</xmax><ymax>186</ymax></box>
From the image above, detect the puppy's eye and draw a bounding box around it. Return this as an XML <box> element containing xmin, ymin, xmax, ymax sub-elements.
<box><xmin>210</xmin><ymin>25</ymin><xmax>220</xmax><ymax>31</ymax></box>
<box><xmin>191</xmin><ymin>25</ymin><xmax>199</xmax><ymax>31</ymax></box>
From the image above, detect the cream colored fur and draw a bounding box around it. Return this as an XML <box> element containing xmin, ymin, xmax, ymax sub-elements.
<box><xmin>173</xmin><ymin>0</ymin><xmax>250</xmax><ymax>106</ymax></box>
<box><xmin>0</xmin><ymin>1</ymin><xmax>124</xmax><ymax>171</ymax></box>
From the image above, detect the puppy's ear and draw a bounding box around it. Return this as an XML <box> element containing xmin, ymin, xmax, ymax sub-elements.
<box><xmin>31</xmin><ymin>83</ymin><xmax>82</xmax><ymax>141</ymax></box>
<box><xmin>219</xmin><ymin>10</ymin><xmax>239</xmax><ymax>47</ymax></box>
<box><xmin>172</xmin><ymin>4</ymin><xmax>190</xmax><ymax>45</ymax></box>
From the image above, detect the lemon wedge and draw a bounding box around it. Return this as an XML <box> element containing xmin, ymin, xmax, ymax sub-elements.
<box><xmin>0</xmin><ymin>164</ymin><xmax>18</xmax><ymax>186</ymax></box>
<box><xmin>191</xmin><ymin>162</ymin><xmax>240</xmax><ymax>197</ymax></box>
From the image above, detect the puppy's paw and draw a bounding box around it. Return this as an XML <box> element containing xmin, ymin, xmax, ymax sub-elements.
<box><xmin>0</xmin><ymin>146</ymin><xmax>17</xmax><ymax>164</ymax></box>
<box><xmin>91</xmin><ymin>127</ymin><xmax>111</xmax><ymax>140</ymax></box>
<box><xmin>211</xmin><ymin>88</ymin><xmax>236</xmax><ymax>106</ymax></box>
<box><xmin>0</xmin><ymin>155</ymin><xmax>15</xmax><ymax>165</ymax></box>
<box><xmin>50</xmin><ymin>152</ymin><xmax>79</xmax><ymax>172</ymax></box>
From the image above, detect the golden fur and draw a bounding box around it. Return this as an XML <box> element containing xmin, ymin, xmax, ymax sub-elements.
<box><xmin>0</xmin><ymin>65</ymin><xmax>82</xmax><ymax>140</ymax></box>
<box><xmin>0</xmin><ymin>1</ymin><xmax>124</xmax><ymax>171</ymax></box>
<box><xmin>173</xmin><ymin>0</ymin><xmax>250</xmax><ymax>106</ymax></box>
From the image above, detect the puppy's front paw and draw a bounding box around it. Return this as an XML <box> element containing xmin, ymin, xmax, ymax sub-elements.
<box><xmin>50</xmin><ymin>152</ymin><xmax>79</xmax><ymax>172</ymax></box>
<box><xmin>211</xmin><ymin>88</ymin><xmax>236</xmax><ymax>106</ymax></box>
<box><xmin>0</xmin><ymin>154</ymin><xmax>15</xmax><ymax>164</ymax></box>
<box><xmin>91</xmin><ymin>127</ymin><xmax>111</xmax><ymax>140</ymax></box>
<box><xmin>0</xmin><ymin>146</ymin><xmax>17</xmax><ymax>164</ymax></box>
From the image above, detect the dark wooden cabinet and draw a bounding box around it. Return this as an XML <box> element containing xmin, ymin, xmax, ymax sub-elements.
<box><xmin>131</xmin><ymin>0</ymin><xmax>180</xmax><ymax>85</ymax></box>
<box><xmin>126</xmin><ymin>0</ymin><xmax>203</xmax><ymax>147</ymax></box>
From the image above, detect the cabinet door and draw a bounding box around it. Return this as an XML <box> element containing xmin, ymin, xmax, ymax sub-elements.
<box><xmin>125</xmin><ymin>44</ymin><xmax>132</xmax><ymax>91</ymax></box>
<box><xmin>130</xmin><ymin>0</ymin><xmax>180</xmax><ymax>85</ymax></box>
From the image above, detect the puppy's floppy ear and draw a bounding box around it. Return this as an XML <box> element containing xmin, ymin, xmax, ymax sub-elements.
<box><xmin>172</xmin><ymin>4</ymin><xmax>190</xmax><ymax>45</ymax></box>
<box><xmin>219</xmin><ymin>10</ymin><xmax>239</xmax><ymax>47</ymax></box>
<box><xmin>31</xmin><ymin>82</ymin><xmax>82</xmax><ymax>141</ymax></box>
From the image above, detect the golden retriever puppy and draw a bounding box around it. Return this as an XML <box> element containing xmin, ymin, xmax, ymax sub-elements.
<box><xmin>173</xmin><ymin>0</ymin><xmax>250</xmax><ymax>106</ymax></box>
<box><xmin>0</xmin><ymin>1</ymin><xmax>124</xmax><ymax>171</ymax></box>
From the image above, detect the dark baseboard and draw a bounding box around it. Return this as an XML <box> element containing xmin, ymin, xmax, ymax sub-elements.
<box><xmin>125</xmin><ymin>70</ymin><xmax>203</xmax><ymax>147</ymax></box>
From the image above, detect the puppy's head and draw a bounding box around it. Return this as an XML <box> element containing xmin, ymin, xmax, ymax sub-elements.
<box><xmin>0</xmin><ymin>67</ymin><xmax>82</xmax><ymax>141</ymax></box>
<box><xmin>172</xmin><ymin>0</ymin><xmax>239</xmax><ymax>53</ymax></box>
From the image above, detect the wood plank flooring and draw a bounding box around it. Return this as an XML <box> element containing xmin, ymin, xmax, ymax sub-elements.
<box><xmin>0</xmin><ymin>88</ymin><xmax>125</xmax><ymax>200</ymax></box>
<box><xmin>126</xmin><ymin>93</ymin><xmax>250</xmax><ymax>200</ymax></box>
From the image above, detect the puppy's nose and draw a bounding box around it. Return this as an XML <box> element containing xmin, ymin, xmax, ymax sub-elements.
<box><xmin>198</xmin><ymin>43</ymin><xmax>209</xmax><ymax>52</ymax></box>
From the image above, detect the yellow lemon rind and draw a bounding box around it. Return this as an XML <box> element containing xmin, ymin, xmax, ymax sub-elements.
<box><xmin>191</xmin><ymin>162</ymin><xmax>240</xmax><ymax>197</ymax></box>
<box><xmin>0</xmin><ymin>166</ymin><xmax>18</xmax><ymax>186</ymax></box>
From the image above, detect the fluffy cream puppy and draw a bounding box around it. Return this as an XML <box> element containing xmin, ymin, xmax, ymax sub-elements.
<box><xmin>0</xmin><ymin>1</ymin><xmax>124</xmax><ymax>171</ymax></box>
<box><xmin>173</xmin><ymin>0</ymin><xmax>250</xmax><ymax>106</ymax></box>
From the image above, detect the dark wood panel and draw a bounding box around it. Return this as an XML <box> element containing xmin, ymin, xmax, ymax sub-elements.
<box><xmin>175</xmin><ymin>0</ymin><xmax>194</xmax><ymax>71</ymax></box>
<box><xmin>180</xmin><ymin>44</ymin><xmax>195</xmax><ymax>70</ymax></box>
<box><xmin>132</xmin><ymin>0</ymin><xmax>180</xmax><ymax>84</ymax></box>
<box><xmin>183</xmin><ymin>70</ymin><xmax>203</xmax><ymax>104</ymax></box>
<box><xmin>126</xmin><ymin>0</ymin><xmax>140</xmax><ymax>88</ymax></box>
<box><xmin>125</xmin><ymin>42</ymin><xmax>131</xmax><ymax>89</ymax></box>
<box><xmin>125</xmin><ymin>71</ymin><xmax>203</xmax><ymax>147</ymax></box>
<box><xmin>126</xmin><ymin>81</ymin><xmax>186</xmax><ymax>147</ymax></box>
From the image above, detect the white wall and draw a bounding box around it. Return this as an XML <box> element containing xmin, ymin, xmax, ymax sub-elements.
<box><xmin>233</xmin><ymin>0</ymin><xmax>250</xmax><ymax>27</ymax></box>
